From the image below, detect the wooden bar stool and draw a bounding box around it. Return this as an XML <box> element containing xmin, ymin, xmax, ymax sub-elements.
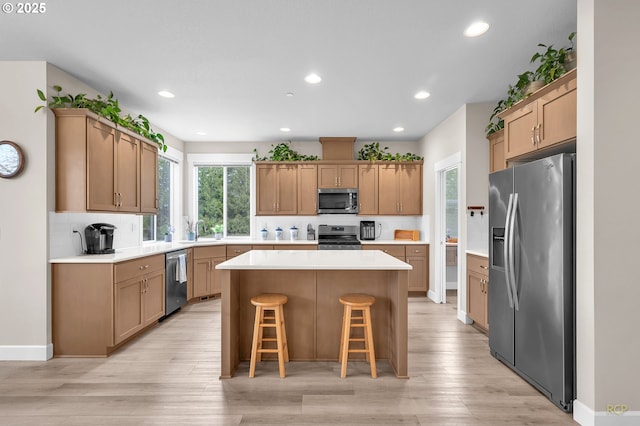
<box><xmin>249</xmin><ymin>293</ymin><xmax>289</xmax><ymax>378</ymax></box>
<box><xmin>339</xmin><ymin>293</ymin><xmax>377</xmax><ymax>378</ymax></box>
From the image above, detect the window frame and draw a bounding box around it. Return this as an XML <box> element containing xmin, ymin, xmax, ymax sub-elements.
<box><xmin>142</xmin><ymin>145</ymin><xmax>183</xmax><ymax>243</ymax></box>
<box><xmin>187</xmin><ymin>153</ymin><xmax>254</xmax><ymax>240</ymax></box>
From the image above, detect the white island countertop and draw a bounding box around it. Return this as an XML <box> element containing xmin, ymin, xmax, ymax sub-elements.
<box><xmin>216</xmin><ymin>249</ymin><xmax>412</xmax><ymax>270</ymax></box>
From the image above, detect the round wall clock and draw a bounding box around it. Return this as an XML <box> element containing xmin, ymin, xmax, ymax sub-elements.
<box><xmin>0</xmin><ymin>140</ymin><xmax>25</xmax><ymax>178</ymax></box>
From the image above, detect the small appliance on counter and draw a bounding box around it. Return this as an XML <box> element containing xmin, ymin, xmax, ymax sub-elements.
<box><xmin>360</xmin><ymin>221</ymin><xmax>376</xmax><ymax>240</ymax></box>
<box><xmin>84</xmin><ymin>223</ymin><xmax>116</xmax><ymax>254</ymax></box>
<box><xmin>307</xmin><ymin>224</ymin><xmax>315</xmax><ymax>240</ymax></box>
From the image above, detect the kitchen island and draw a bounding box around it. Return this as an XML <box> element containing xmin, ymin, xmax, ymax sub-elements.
<box><xmin>216</xmin><ymin>250</ymin><xmax>412</xmax><ymax>378</ymax></box>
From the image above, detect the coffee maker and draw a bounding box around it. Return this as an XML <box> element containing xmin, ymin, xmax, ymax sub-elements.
<box><xmin>360</xmin><ymin>221</ymin><xmax>376</xmax><ymax>240</ymax></box>
<box><xmin>85</xmin><ymin>223</ymin><xmax>117</xmax><ymax>254</ymax></box>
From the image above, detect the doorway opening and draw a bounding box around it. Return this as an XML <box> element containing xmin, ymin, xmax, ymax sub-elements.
<box><xmin>434</xmin><ymin>153</ymin><xmax>461</xmax><ymax>305</ymax></box>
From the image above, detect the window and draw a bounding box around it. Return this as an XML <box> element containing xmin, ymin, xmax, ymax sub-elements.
<box><xmin>196</xmin><ymin>165</ymin><xmax>250</xmax><ymax>237</ymax></box>
<box><xmin>143</xmin><ymin>155</ymin><xmax>178</xmax><ymax>241</ymax></box>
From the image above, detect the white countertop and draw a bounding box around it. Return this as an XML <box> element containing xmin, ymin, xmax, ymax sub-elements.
<box><xmin>216</xmin><ymin>250</ymin><xmax>412</xmax><ymax>270</ymax></box>
<box><xmin>49</xmin><ymin>239</ymin><xmax>429</xmax><ymax>264</ymax></box>
<box><xmin>466</xmin><ymin>249</ymin><xmax>488</xmax><ymax>258</ymax></box>
<box><xmin>360</xmin><ymin>240</ymin><xmax>427</xmax><ymax>245</ymax></box>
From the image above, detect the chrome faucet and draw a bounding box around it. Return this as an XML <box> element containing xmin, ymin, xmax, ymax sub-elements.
<box><xmin>195</xmin><ymin>220</ymin><xmax>207</xmax><ymax>241</ymax></box>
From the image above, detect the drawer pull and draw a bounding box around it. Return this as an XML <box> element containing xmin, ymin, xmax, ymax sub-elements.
<box><xmin>480</xmin><ymin>265</ymin><xmax>488</xmax><ymax>270</ymax></box>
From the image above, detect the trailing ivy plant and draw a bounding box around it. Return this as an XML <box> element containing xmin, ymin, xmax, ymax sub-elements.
<box><xmin>35</xmin><ymin>85</ymin><xmax>167</xmax><ymax>152</ymax></box>
<box><xmin>485</xmin><ymin>31</ymin><xmax>577</xmax><ymax>137</ymax></box>
<box><xmin>357</xmin><ymin>142</ymin><xmax>423</xmax><ymax>162</ymax></box>
<box><xmin>486</xmin><ymin>99</ymin><xmax>506</xmax><ymax>136</ymax></box>
<box><xmin>252</xmin><ymin>141</ymin><xmax>319</xmax><ymax>162</ymax></box>
<box><xmin>530</xmin><ymin>43</ymin><xmax>567</xmax><ymax>84</ymax></box>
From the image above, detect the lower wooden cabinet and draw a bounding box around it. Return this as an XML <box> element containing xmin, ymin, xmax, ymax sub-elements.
<box><xmin>467</xmin><ymin>254</ymin><xmax>489</xmax><ymax>331</ymax></box>
<box><xmin>362</xmin><ymin>244</ymin><xmax>429</xmax><ymax>294</ymax></box>
<box><xmin>113</xmin><ymin>256</ymin><xmax>165</xmax><ymax>345</ymax></box>
<box><xmin>193</xmin><ymin>246</ymin><xmax>226</xmax><ymax>298</ymax></box>
<box><xmin>405</xmin><ymin>245</ymin><xmax>428</xmax><ymax>293</ymax></box>
<box><xmin>52</xmin><ymin>254</ymin><xmax>165</xmax><ymax>356</ymax></box>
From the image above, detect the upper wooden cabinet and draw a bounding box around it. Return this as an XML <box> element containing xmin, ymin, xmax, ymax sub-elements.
<box><xmin>256</xmin><ymin>164</ymin><xmax>297</xmax><ymax>215</ymax></box>
<box><xmin>378</xmin><ymin>163</ymin><xmax>422</xmax><ymax>215</ymax></box>
<box><xmin>53</xmin><ymin>109</ymin><xmax>158</xmax><ymax>214</ymax></box>
<box><xmin>255</xmin><ymin>160</ymin><xmax>422</xmax><ymax>216</ymax></box>
<box><xmin>358</xmin><ymin>164</ymin><xmax>378</xmax><ymax>215</ymax></box>
<box><xmin>501</xmin><ymin>69</ymin><xmax>576</xmax><ymax>161</ymax></box>
<box><xmin>317</xmin><ymin>164</ymin><xmax>358</xmax><ymax>188</ymax></box>
<box><xmin>297</xmin><ymin>164</ymin><xmax>318</xmax><ymax>215</ymax></box>
<box><xmin>488</xmin><ymin>129</ymin><xmax>506</xmax><ymax>173</ymax></box>
<box><xmin>140</xmin><ymin>142</ymin><xmax>158</xmax><ymax>213</ymax></box>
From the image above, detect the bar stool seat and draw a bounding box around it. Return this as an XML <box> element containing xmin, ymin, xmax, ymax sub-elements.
<box><xmin>339</xmin><ymin>293</ymin><xmax>377</xmax><ymax>378</ymax></box>
<box><xmin>249</xmin><ymin>293</ymin><xmax>289</xmax><ymax>378</ymax></box>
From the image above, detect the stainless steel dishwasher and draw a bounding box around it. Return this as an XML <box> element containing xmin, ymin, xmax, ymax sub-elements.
<box><xmin>165</xmin><ymin>249</ymin><xmax>188</xmax><ymax>317</ymax></box>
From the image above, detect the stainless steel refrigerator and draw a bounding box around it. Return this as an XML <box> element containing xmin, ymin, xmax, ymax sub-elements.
<box><xmin>488</xmin><ymin>153</ymin><xmax>575</xmax><ymax>412</ymax></box>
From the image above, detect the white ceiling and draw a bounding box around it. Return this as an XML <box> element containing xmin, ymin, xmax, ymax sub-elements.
<box><xmin>0</xmin><ymin>0</ymin><xmax>576</xmax><ymax>143</ymax></box>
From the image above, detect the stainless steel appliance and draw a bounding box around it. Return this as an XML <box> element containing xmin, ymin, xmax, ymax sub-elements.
<box><xmin>164</xmin><ymin>249</ymin><xmax>188</xmax><ymax>317</ymax></box>
<box><xmin>317</xmin><ymin>188</ymin><xmax>359</xmax><ymax>214</ymax></box>
<box><xmin>360</xmin><ymin>221</ymin><xmax>375</xmax><ymax>240</ymax></box>
<box><xmin>317</xmin><ymin>225</ymin><xmax>361</xmax><ymax>250</ymax></box>
<box><xmin>489</xmin><ymin>153</ymin><xmax>575</xmax><ymax>412</ymax></box>
<box><xmin>84</xmin><ymin>223</ymin><xmax>116</xmax><ymax>254</ymax></box>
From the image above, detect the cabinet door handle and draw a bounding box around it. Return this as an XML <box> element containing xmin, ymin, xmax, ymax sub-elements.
<box><xmin>536</xmin><ymin>123</ymin><xmax>542</xmax><ymax>144</ymax></box>
<box><xmin>531</xmin><ymin>126</ymin><xmax>536</xmax><ymax>145</ymax></box>
<box><xmin>480</xmin><ymin>265</ymin><xmax>488</xmax><ymax>270</ymax></box>
<box><xmin>114</xmin><ymin>192</ymin><xmax>118</xmax><ymax>206</ymax></box>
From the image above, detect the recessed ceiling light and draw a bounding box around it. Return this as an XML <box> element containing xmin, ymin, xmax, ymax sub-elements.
<box><xmin>393</xmin><ymin>127</ymin><xmax>405</xmax><ymax>132</ymax></box>
<box><xmin>464</xmin><ymin>21</ymin><xmax>490</xmax><ymax>37</ymax></box>
<box><xmin>280</xmin><ymin>127</ymin><xmax>291</xmax><ymax>132</ymax></box>
<box><xmin>414</xmin><ymin>91</ymin><xmax>431</xmax><ymax>100</ymax></box>
<box><xmin>285</xmin><ymin>92</ymin><xmax>295</xmax><ymax>97</ymax></box>
<box><xmin>196</xmin><ymin>131</ymin><xmax>207</xmax><ymax>136</ymax></box>
<box><xmin>304</xmin><ymin>73</ymin><xmax>322</xmax><ymax>84</ymax></box>
<box><xmin>157</xmin><ymin>90</ymin><xmax>175</xmax><ymax>98</ymax></box>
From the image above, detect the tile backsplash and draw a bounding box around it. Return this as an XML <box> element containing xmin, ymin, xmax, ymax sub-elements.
<box><xmin>466</xmin><ymin>210</ymin><xmax>488</xmax><ymax>254</ymax></box>
<box><xmin>50</xmin><ymin>212</ymin><xmax>141</xmax><ymax>258</ymax></box>
<box><xmin>254</xmin><ymin>215</ymin><xmax>428</xmax><ymax>242</ymax></box>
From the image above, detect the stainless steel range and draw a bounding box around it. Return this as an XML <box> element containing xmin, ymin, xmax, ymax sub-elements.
<box><xmin>317</xmin><ymin>225</ymin><xmax>361</xmax><ymax>250</ymax></box>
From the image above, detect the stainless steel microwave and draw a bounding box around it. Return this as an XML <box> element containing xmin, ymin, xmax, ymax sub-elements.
<box><xmin>317</xmin><ymin>188</ymin><xmax>359</xmax><ymax>214</ymax></box>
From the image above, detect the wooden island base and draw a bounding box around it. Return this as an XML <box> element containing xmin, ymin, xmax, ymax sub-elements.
<box><xmin>219</xmin><ymin>268</ymin><xmax>409</xmax><ymax>378</ymax></box>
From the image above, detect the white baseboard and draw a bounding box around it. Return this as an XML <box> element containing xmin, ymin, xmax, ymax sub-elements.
<box><xmin>574</xmin><ymin>399</ymin><xmax>640</xmax><ymax>426</ymax></box>
<box><xmin>0</xmin><ymin>344</ymin><xmax>53</xmax><ymax>361</ymax></box>
<box><xmin>457</xmin><ymin>309</ymin><xmax>473</xmax><ymax>324</ymax></box>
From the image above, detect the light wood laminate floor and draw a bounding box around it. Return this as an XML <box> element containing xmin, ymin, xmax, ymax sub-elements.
<box><xmin>0</xmin><ymin>293</ymin><xmax>575</xmax><ymax>425</ymax></box>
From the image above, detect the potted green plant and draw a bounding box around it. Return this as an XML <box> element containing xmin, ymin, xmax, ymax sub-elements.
<box><xmin>213</xmin><ymin>224</ymin><xmax>223</xmax><ymax>240</ymax></box>
<box><xmin>35</xmin><ymin>85</ymin><xmax>167</xmax><ymax>152</ymax></box>
<box><xmin>356</xmin><ymin>142</ymin><xmax>423</xmax><ymax>161</ymax></box>
<box><xmin>163</xmin><ymin>224</ymin><xmax>175</xmax><ymax>242</ymax></box>
<box><xmin>185</xmin><ymin>218</ymin><xmax>196</xmax><ymax>241</ymax></box>
<box><xmin>563</xmin><ymin>32</ymin><xmax>577</xmax><ymax>71</ymax></box>
<box><xmin>530</xmin><ymin>43</ymin><xmax>567</xmax><ymax>86</ymax></box>
<box><xmin>486</xmin><ymin>99</ymin><xmax>506</xmax><ymax>136</ymax></box>
<box><xmin>253</xmin><ymin>141</ymin><xmax>319</xmax><ymax>161</ymax></box>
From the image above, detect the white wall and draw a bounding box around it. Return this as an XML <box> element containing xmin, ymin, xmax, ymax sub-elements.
<box><xmin>0</xmin><ymin>62</ymin><xmax>185</xmax><ymax>360</ymax></box>
<box><xmin>417</xmin><ymin>103</ymin><xmax>492</xmax><ymax>317</ymax></box>
<box><xmin>574</xmin><ymin>0</ymin><xmax>640</xmax><ymax>423</ymax></box>
<box><xmin>0</xmin><ymin>61</ymin><xmax>51</xmax><ymax>360</ymax></box>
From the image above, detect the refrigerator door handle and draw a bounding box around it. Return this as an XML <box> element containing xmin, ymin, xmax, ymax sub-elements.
<box><xmin>509</xmin><ymin>193</ymin><xmax>520</xmax><ymax>311</ymax></box>
<box><xmin>503</xmin><ymin>193</ymin><xmax>515</xmax><ymax>309</ymax></box>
